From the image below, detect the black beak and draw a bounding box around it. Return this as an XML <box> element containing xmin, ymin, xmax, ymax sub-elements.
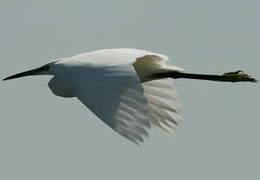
<box><xmin>2</xmin><ymin>65</ymin><xmax>48</xmax><ymax>81</ymax></box>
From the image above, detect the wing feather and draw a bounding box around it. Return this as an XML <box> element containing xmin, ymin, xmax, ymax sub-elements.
<box><xmin>51</xmin><ymin>49</ymin><xmax>184</xmax><ymax>143</ymax></box>
<box><xmin>142</xmin><ymin>79</ymin><xmax>182</xmax><ymax>133</ymax></box>
<box><xmin>53</xmin><ymin>60</ymin><xmax>151</xmax><ymax>144</ymax></box>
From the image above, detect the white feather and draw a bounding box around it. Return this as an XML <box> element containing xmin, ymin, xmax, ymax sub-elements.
<box><xmin>53</xmin><ymin>61</ymin><xmax>151</xmax><ymax>144</ymax></box>
<box><xmin>142</xmin><ymin>79</ymin><xmax>182</xmax><ymax>133</ymax></box>
<box><xmin>49</xmin><ymin>48</ymin><xmax>185</xmax><ymax>143</ymax></box>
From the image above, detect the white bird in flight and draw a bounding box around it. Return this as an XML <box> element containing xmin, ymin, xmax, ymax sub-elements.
<box><xmin>3</xmin><ymin>48</ymin><xmax>257</xmax><ymax>144</ymax></box>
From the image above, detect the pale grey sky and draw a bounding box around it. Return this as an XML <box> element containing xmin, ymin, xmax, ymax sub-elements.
<box><xmin>0</xmin><ymin>0</ymin><xmax>259</xmax><ymax>179</ymax></box>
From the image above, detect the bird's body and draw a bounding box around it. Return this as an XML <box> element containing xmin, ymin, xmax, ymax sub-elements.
<box><xmin>48</xmin><ymin>49</ymin><xmax>185</xmax><ymax>97</ymax></box>
<box><xmin>3</xmin><ymin>48</ymin><xmax>257</xmax><ymax>144</ymax></box>
<box><xmin>47</xmin><ymin>49</ymin><xmax>185</xmax><ymax>143</ymax></box>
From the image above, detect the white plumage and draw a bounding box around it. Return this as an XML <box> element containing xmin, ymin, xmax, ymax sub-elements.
<box><xmin>51</xmin><ymin>49</ymin><xmax>185</xmax><ymax>144</ymax></box>
<box><xmin>6</xmin><ymin>48</ymin><xmax>254</xmax><ymax>144</ymax></box>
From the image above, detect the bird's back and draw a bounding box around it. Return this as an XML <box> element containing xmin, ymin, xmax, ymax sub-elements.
<box><xmin>65</xmin><ymin>48</ymin><xmax>186</xmax><ymax>82</ymax></box>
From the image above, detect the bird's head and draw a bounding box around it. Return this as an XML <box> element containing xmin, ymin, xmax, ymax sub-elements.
<box><xmin>2</xmin><ymin>61</ymin><xmax>58</xmax><ymax>81</ymax></box>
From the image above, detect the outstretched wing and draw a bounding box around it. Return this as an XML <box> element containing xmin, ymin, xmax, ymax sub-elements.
<box><xmin>142</xmin><ymin>78</ymin><xmax>182</xmax><ymax>133</ymax></box>
<box><xmin>53</xmin><ymin>59</ymin><xmax>151</xmax><ymax>144</ymax></box>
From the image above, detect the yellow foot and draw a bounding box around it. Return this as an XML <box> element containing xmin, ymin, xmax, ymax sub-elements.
<box><xmin>223</xmin><ymin>70</ymin><xmax>257</xmax><ymax>82</ymax></box>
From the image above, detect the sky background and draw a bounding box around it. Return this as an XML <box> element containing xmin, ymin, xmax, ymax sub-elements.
<box><xmin>0</xmin><ymin>0</ymin><xmax>259</xmax><ymax>179</ymax></box>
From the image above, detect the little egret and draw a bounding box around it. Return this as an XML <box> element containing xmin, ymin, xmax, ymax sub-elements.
<box><xmin>3</xmin><ymin>48</ymin><xmax>257</xmax><ymax>144</ymax></box>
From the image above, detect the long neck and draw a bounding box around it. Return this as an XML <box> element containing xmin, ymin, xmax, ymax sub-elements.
<box><xmin>151</xmin><ymin>71</ymin><xmax>257</xmax><ymax>83</ymax></box>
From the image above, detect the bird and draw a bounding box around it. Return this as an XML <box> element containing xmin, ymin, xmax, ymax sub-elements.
<box><xmin>3</xmin><ymin>48</ymin><xmax>257</xmax><ymax>144</ymax></box>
